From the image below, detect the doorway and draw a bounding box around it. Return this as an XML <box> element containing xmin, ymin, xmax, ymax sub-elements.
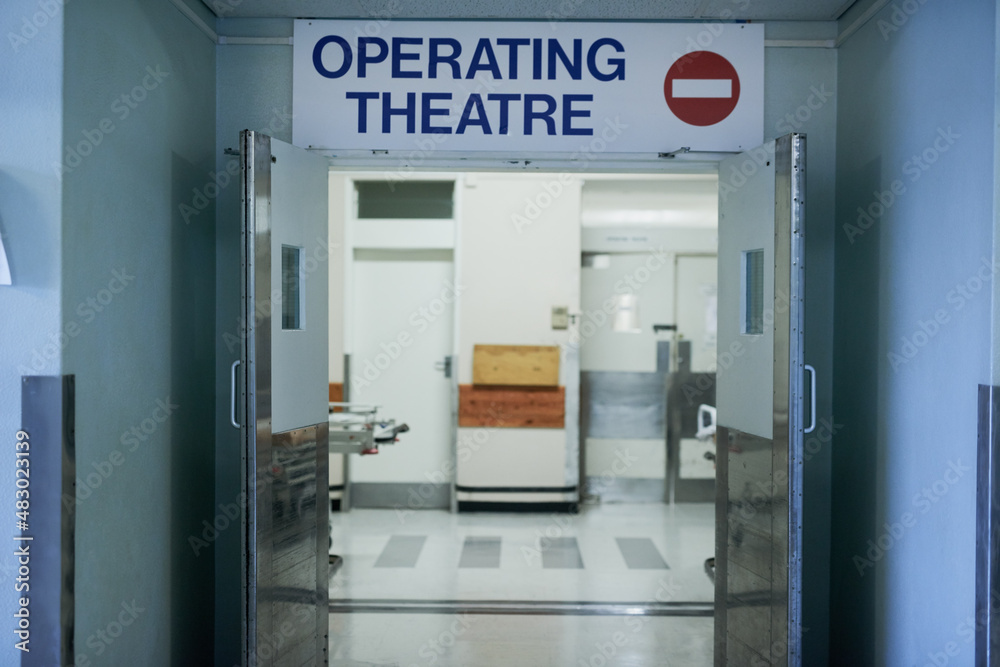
<box><xmin>579</xmin><ymin>175</ymin><xmax>718</xmax><ymax>507</ymax></box>
<box><xmin>237</xmin><ymin>134</ymin><xmax>808</xmax><ymax>667</ymax></box>
<box><xmin>328</xmin><ymin>171</ymin><xmax>719</xmax><ymax>665</ymax></box>
<box><xmin>347</xmin><ymin>248</ymin><xmax>456</xmax><ymax>505</ymax></box>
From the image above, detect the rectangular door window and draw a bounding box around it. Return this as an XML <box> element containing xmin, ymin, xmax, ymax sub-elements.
<box><xmin>281</xmin><ymin>244</ymin><xmax>304</xmax><ymax>330</ymax></box>
<box><xmin>741</xmin><ymin>248</ymin><xmax>764</xmax><ymax>335</ymax></box>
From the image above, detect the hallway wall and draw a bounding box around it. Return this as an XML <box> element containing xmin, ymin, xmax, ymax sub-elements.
<box><xmin>0</xmin><ymin>0</ymin><xmax>65</xmax><ymax>651</ymax></box>
<box><xmin>455</xmin><ymin>174</ymin><xmax>582</xmax><ymax>498</ymax></box>
<box><xmin>61</xmin><ymin>0</ymin><xmax>217</xmax><ymax>663</ymax></box>
<box><xmin>763</xmin><ymin>40</ymin><xmax>838</xmax><ymax>666</ymax></box>
<box><xmin>214</xmin><ymin>17</ymin><xmax>296</xmax><ymax>665</ymax></box>
<box><xmin>834</xmin><ymin>1</ymin><xmax>997</xmax><ymax>663</ymax></box>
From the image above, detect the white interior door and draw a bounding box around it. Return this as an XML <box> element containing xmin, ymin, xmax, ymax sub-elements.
<box><xmin>675</xmin><ymin>254</ymin><xmax>718</xmax><ymax>374</ymax></box>
<box><xmin>240</xmin><ymin>131</ymin><xmax>330</xmax><ymax>666</ymax></box>
<box><xmin>580</xmin><ymin>252</ymin><xmax>674</xmax><ymax>373</ymax></box>
<box><xmin>349</xmin><ymin>249</ymin><xmax>455</xmax><ymax>491</ymax></box>
<box><xmin>674</xmin><ymin>254</ymin><xmax>719</xmax><ymax>481</ymax></box>
<box><xmin>580</xmin><ymin>251</ymin><xmax>673</xmax><ymax>497</ymax></box>
<box><xmin>714</xmin><ymin>134</ymin><xmax>807</xmax><ymax>666</ymax></box>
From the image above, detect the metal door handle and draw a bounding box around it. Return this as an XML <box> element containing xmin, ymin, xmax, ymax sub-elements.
<box><xmin>804</xmin><ymin>364</ymin><xmax>816</xmax><ymax>434</ymax></box>
<box><xmin>230</xmin><ymin>360</ymin><xmax>241</xmax><ymax>429</ymax></box>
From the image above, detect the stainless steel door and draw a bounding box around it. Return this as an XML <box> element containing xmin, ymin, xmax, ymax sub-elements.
<box><xmin>240</xmin><ymin>130</ymin><xmax>331</xmax><ymax>666</ymax></box>
<box><xmin>714</xmin><ymin>134</ymin><xmax>806</xmax><ymax>666</ymax></box>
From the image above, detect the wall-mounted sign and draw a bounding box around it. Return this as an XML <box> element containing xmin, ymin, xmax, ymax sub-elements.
<box><xmin>293</xmin><ymin>20</ymin><xmax>763</xmax><ymax>154</ymax></box>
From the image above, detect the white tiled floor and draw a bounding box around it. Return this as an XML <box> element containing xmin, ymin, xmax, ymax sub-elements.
<box><xmin>330</xmin><ymin>503</ymin><xmax>716</xmax><ymax>603</ymax></box>
<box><xmin>328</xmin><ymin>503</ymin><xmax>715</xmax><ymax>666</ymax></box>
<box><xmin>329</xmin><ymin>613</ymin><xmax>714</xmax><ymax>666</ymax></box>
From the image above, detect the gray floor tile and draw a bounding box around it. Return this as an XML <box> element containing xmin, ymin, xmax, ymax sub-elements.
<box><xmin>458</xmin><ymin>536</ymin><xmax>502</xmax><ymax>568</ymax></box>
<box><xmin>374</xmin><ymin>535</ymin><xmax>427</xmax><ymax>568</ymax></box>
<box><xmin>541</xmin><ymin>536</ymin><xmax>584</xmax><ymax>569</ymax></box>
<box><xmin>616</xmin><ymin>537</ymin><xmax>669</xmax><ymax>569</ymax></box>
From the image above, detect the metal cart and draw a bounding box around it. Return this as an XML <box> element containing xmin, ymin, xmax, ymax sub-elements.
<box><xmin>328</xmin><ymin>402</ymin><xmax>408</xmax><ymax>569</ymax></box>
<box><xmin>328</xmin><ymin>402</ymin><xmax>409</xmax><ymax>455</ymax></box>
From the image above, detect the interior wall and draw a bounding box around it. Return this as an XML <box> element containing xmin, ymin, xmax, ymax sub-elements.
<box><xmin>834</xmin><ymin>1</ymin><xmax>995</xmax><ymax>663</ymax></box>
<box><xmin>457</xmin><ymin>174</ymin><xmax>582</xmax><ymax>384</ymax></box>
<box><xmin>0</xmin><ymin>0</ymin><xmax>64</xmax><ymax>641</ymax></box>
<box><xmin>213</xmin><ymin>17</ymin><xmax>295</xmax><ymax>666</ymax></box>
<box><xmin>455</xmin><ymin>174</ymin><xmax>582</xmax><ymax>492</ymax></box>
<box><xmin>328</xmin><ymin>173</ymin><xmax>347</xmax><ymax>385</ymax></box>
<box><xmin>762</xmin><ymin>41</ymin><xmax>838</xmax><ymax>666</ymax></box>
<box><xmin>61</xmin><ymin>0</ymin><xmax>217</xmax><ymax>664</ymax></box>
<box><xmin>328</xmin><ymin>172</ymin><xmax>347</xmax><ymax>488</ymax></box>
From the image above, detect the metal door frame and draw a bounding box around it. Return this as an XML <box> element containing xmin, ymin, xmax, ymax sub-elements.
<box><xmin>714</xmin><ymin>133</ymin><xmax>806</xmax><ymax>666</ymax></box>
<box><xmin>241</xmin><ymin>130</ymin><xmax>330</xmax><ymax>666</ymax></box>
<box><xmin>241</xmin><ymin>129</ymin><xmax>272</xmax><ymax>663</ymax></box>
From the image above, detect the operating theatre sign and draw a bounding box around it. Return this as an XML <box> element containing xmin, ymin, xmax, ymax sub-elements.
<box><xmin>292</xmin><ymin>20</ymin><xmax>763</xmax><ymax>154</ymax></box>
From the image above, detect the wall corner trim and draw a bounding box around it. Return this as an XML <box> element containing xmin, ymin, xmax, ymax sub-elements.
<box><xmin>836</xmin><ymin>0</ymin><xmax>892</xmax><ymax>47</ymax></box>
<box><xmin>169</xmin><ymin>0</ymin><xmax>219</xmax><ymax>43</ymax></box>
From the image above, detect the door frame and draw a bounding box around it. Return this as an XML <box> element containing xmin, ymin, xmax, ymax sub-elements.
<box><xmin>713</xmin><ymin>133</ymin><xmax>807</xmax><ymax>666</ymax></box>
<box><xmin>665</xmin><ymin>250</ymin><xmax>719</xmax><ymax>505</ymax></box>
<box><xmin>240</xmin><ymin>130</ymin><xmax>331</xmax><ymax>666</ymax></box>
<box><xmin>295</xmin><ymin>139</ymin><xmax>817</xmax><ymax>665</ymax></box>
<box><xmin>338</xmin><ymin>173</ymin><xmax>462</xmax><ymax>511</ymax></box>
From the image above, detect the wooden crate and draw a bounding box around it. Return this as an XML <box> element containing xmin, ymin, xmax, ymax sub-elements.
<box><xmin>472</xmin><ymin>344</ymin><xmax>560</xmax><ymax>386</ymax></box>
<box><xmin>458</xmin><ymin>385</ymin><xmax>565</xmax><ymax>428</ymax></box>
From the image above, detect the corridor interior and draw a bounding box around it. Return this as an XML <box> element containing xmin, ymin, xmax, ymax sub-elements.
<box><xmin>323</xmin><ymin>172</ymin><xmax>720</xmax><ymax>665</ymax></box>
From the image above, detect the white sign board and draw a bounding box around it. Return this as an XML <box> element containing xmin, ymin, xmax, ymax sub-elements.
<box><xmin>293</xmin><ymin>20</ymin><xmax>763</xmax><ymax>154</ymax></box>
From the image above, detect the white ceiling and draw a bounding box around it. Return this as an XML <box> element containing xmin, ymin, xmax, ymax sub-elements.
<box><xmin>203</xmin><ymin>0</ymin><xmax>857</xmax><ymax>21</ymax></box>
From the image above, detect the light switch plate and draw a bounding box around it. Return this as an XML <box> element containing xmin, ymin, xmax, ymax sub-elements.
<box><xmin>551</xmin><ymin>306</ymin><xmax>569</xmax><ymax>330</ymax></box>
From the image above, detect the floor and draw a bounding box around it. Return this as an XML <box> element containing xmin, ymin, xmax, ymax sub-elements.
<box><xmin>328</xmin><ymin>613</ymin><xmax>713</xmax><ymax>666</ymax></box>
<box><xmin>327</xmin><ymin>503</ymin><xmax>715</xmax><ymax>666</ymax></box>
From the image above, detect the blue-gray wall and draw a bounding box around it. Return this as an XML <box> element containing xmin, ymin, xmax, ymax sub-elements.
<box><xmin>764</xmin><ymin>39</ymin><xmax>838</xmax><ymax>665</ymax></box>
<box><xmin>833</xmin><ymin>1</ymin><xmax>996</xmax><ymax>663</ymax></box>
<box><xmin>214</xmin><ymin>18</ymin><xmax>295</xmax><ymax>666</ymax></box>
<box><xmin>61</xmin><ymin>0</ymin><xmax>217</xmax><ymax>664</ymax></box>
<box><xmin>0</xmin><ymin>0</ymin><xmax>64</xmax><ymax>660</ymax></box>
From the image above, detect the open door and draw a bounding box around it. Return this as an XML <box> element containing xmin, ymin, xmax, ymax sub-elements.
<box><xmin>239</xmin><ymin>130</ymin><xmax>330</xmax><ymax>665</ymax></box>
<box><xmin>714</xmin><ymin>134</ymin><xmax>809</xmax><ymax>665</ymax></box>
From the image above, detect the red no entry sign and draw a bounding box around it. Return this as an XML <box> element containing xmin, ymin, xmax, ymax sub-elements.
<box><xmin>663</xmin><ymin>51</ymin><xmax>741</xmax><ymax>127</ymax></box>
